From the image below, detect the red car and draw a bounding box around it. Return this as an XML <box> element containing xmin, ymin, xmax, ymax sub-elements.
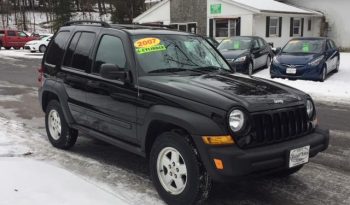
<box><xmin>0</xmin><ymin>30</ymin><xmax>39</xmax><ymax>50</ymax></box>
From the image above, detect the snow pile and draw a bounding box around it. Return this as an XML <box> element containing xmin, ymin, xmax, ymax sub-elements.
<box><xmin>0</xmin><ymin>158</ymin><xmax>130</xmax><ymax>205</ymax></box>
<box><xmin>0</xmin><ymin>49</ymin><xmax>43</xmax><ymax>59</ymax></box>
<box><xmin>254</xmin><ymin>52</ymin><xmax>350</xmax><ymax>104</ymax></box>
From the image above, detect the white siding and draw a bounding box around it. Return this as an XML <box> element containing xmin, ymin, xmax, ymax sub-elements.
<box><xmin>284</xmin><ymin>0</ymin><xmax>350</xmax><ymax>48</ymax></box>
<box><xmin>253</xmin><ymin>14</ymin><xmax>321</xmax><ymax>48</ymax></box>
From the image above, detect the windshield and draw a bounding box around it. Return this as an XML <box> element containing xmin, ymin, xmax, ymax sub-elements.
<box><xmin>217</xmin><ymin>37</ymin><xmax>252</xmax><ymax>51</ymax></box>
<box><xmin>282</xmin><ymin>39</ymin><xmax>324</xmax><ymax>54</ymax></box>
<box><xmin>132</xmin><ymin>35</ymin><xmax>231</xmax><ymax>74</ymax></box>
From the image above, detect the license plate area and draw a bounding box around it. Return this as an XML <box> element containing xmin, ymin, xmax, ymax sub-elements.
<box><xmin>289</xmin><ymin>145</ymin><xmax>310</xmax><ymax>168</ymax></box>
<box><xmin>286</xmin><ymin>68</ymin><xmax>297</xmax><ymax>74</ymax></box>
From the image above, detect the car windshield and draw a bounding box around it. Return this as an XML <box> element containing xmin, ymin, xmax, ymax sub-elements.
<box><xmin>217</xmin><ymin>37</ymin><xmax>252</xmax><ymax>51</ymax></box>
<box><xmin>282</xmin><ymin>39</ymin><xmax>324</xmax><ymax>54</ymax></box>
<box><xmin>132</xmin><ymin>35</ymin><xmax>231</xmax><ymax>74</ymax></box>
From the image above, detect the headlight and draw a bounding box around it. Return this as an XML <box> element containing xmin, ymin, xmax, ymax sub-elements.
<box><xmin>234</xmin><ymin>56</ymin><xmax>247</xmax><ymax>63</ymax></box>
<box><xmin>229</xmin><ymin>109</ymin><xmax>245</xmax><ymax>132</ymax></box>
<box><xmin>273</xmin><ymin>56</ymin><xmax>279</xmax><ymax>64</ymax></box>
<box><xmin>306</xmin><ymin>100</ymin><xmax>314</xmax><ymax>119</ymax></box>
<box><xmin>308</xmin><ymin>55</ymin><xmax>324</xmax><ymax>67</ymax></box>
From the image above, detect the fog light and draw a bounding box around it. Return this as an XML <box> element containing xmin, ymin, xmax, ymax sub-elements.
<box><xmin>214</xmin><ymin>159</ymin><xmax>224</xmax><ymax>170</ymax></box>
<box><xmin>202</xmin><ymin>135</ymin><xmax>234</xmax><ymax>145</ymax></box>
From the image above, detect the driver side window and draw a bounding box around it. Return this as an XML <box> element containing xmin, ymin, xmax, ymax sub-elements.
<box><xmin>252</xmin><ymin>39</ymin><xmax>260</xmax><ymax>49</ymax></box>
<box><xmin>18</xmin><ymin>32</ymin><xmax>27</xmax><ymax>37</ymax></box>
<box><xmin>93</xmin><ymin>35</ymin><xmax>127</xmax><ymax>74</ymax></box>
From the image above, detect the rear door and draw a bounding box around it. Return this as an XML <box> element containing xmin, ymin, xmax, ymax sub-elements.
<box><xmin>251</xmin><ymin>38</ymin><xmax>265</xmax><ymax>68</ymax></box>
<box><xmin>59</xmin><ymin>30</ymin><xmax>98</xmax><ymax>126</ymax></box>
<box><xmin>6</xmin><ymin>30</ymin><xmax>17</xmax><ymax>47</ymax></box>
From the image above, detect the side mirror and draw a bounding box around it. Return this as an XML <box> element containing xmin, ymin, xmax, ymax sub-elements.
<box><xmin>100</xmin><ymin>64</ymin><xmax>128</xmax><ymax>81</ymax></box>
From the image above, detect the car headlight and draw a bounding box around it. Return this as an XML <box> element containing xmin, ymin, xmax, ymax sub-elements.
<box><xmin>306</xmin><ymin>100</ymin><xmax>314</xmax><ymax>119</ymax></box>
<box><xmin>229</xmin><ymin>109</ymin><xmax>245</xmax><ymax>132</ymax></box>
<box><xmin>308</xmin><ymin>55</ymin><xmax>324</xmax><ymax>67</ymax></box>
<box><xmin>234</xmin><ymin>56</ymin><xmax>247</xmax><ymax>63</ymax></box>
<box><xmin>273</xmin><ymin>56</ymin><xmax>280</xmax><ymax>64</ymax></box>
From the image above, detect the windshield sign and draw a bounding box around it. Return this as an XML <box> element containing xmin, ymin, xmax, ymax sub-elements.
<box><xmin>133</xmin><ymin>35</ymin><xmax>231</xmax><ymax>74</ymax></box>
<box><xmin>283</xmin><ymin>40</ymin><xmax>324</xmax><ymax>54</ymax></box>
<box><xmin>218</xmin><ymin>38</ymin><xmax>252</xmax><ymax>51</ymax></box>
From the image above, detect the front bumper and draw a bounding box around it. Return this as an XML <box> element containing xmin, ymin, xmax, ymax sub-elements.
<box><xmin>193</xmin><ymin>128</ymin><xmax>329</xmax><ymax>182</ymax></box>
<box><xmin>270</xmin><ymin>62</ymin><xmax>323</xmax><ymax>80</ymax></box>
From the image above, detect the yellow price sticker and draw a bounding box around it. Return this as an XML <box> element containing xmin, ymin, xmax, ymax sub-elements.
<box><xmin>134</xmin><ymin>38</ymin><xmax>161</xmax><ymax>48</ymax></box>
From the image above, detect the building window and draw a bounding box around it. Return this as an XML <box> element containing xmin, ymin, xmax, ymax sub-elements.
<box><xmin>269</xmin><ymin>17</ymin><xmax>279</xmax><ymax>36</ymax></box>
<box><xmin>293</xmin><ymin>18</ymin><xmax>302</xmax><ymax>36</ymax></box>
<box><xmin>169</xmin><ymin>23</ymin><xmax>197</xmax><ymax>34</ymax></box>
<box><xmin>308</xmin><ymin>19</ymin><xmax>312</xmax><ymax>31</ymax></box>
<box><xmin>214</xmin><ymin>19</ymin><xmax>239</xmax><ymax>38</ymax></box>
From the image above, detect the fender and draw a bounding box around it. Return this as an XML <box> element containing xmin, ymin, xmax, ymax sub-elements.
<box><xmin>139</xmin><ymin>105</ymin><xmax>227</xmax><ymax>151</ymax></box>
<box><xmin>39</xmin><ymin>79</ymin><xmax>75</xmax><ymax>125</ymax></box>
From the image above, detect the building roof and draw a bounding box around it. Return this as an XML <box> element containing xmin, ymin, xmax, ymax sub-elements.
<box><xmin>227</xmin><ymin>0</ymin><xmax>322</xmax><ymax>15</ymax></box>
<box><xmin>133</xmin><ymin>0</ymin><xmax>170</xmax><ymax>24</ymax></box>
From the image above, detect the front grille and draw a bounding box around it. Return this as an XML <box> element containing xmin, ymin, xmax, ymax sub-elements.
<box><xmin>281</xmin><ymin>64</ymin><xmax>304</xmax><ymax>68</ymax></box>
<box><xmin>246</xmin><ymin>106</ymin><xmax>312</xmax><ymax>148</ymax></box>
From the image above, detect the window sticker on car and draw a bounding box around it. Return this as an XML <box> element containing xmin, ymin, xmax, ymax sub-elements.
<box><xmin>134</xmin><ymin>37</ymin><xmax>161</xmax><ymax>48</ymax></box>
<box><xmin>136</xmin><ymin>44</ymin><xmax>166</xmax><ymax>54</ymax></box>
<box><xmin>302</xmin><ymin>43</ymin><xmax>310</xmax><ymax>52</ymax></box>
<box><xmin>233</xmin><ymin>41</ymin><xmax>240</xmax><ymax>49</ymax></box>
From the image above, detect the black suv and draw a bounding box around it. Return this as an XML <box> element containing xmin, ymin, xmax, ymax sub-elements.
<box><xmin>39</xmin><ymin>21</ymin><xmax>329</xmax><ymax>205</ymax></box>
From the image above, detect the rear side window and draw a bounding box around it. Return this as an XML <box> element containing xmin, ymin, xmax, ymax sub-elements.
<box><xmin>46</xmin><ymin>31</ymin><xmax>71</xmax><ymax>65</ymax></box>
<box><xmin>7</xmin><ymin>31</ymin><xmax>16</xmax><ymax>36</ymax></box>
<box><xmin>64</xmin><ymin>32</ymin><xmax>96</xmax><ymax>71</ymax></box>
<box><xmin>93</xmin><ymin>35</ymin><xmax>127</xmax><ymax>74</ymax></box>
<box><xmin>0</xmin><ymin>31</ymin><xmax>4</xmax><ymax>36</ymax></box>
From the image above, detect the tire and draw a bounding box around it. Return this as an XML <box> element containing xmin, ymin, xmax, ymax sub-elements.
<box><xmin>14</xmin><ymin>47</ymin><xmax>20</xmax><ymax>50</ymax></box>
<box><xmin>271</xmin><ymin>165</ymin><xmax>303</xmax><ymax>177</ymax></box>
<box><xmin>320</xmin><ymin>65</ymin><xmax>327</xmax><ymax>82</ymax></box>
<box><xmin>248</xmin><ymin>61</ymin><xmax>254</xmax><ymax>76</ymax></box>
<box><xmin>45</xmin><ymin>100</ymin><xmax>78</xmax><ymax>150</ymax></box>
<box><xmin>39</xmin><ymin>45</ymin><xmax>47</xmax><ymax>53</ymax></box>
<box><xmin>265</xmin><ymin>55</ymin><xmax>271</xmax><ymax>68</ymax></box>
<box><xmin>5</xmin><ymin>47</ymin><xmax>11</xmax><ymax>50</ymax></box>
<box><xmin>30</xmin><ymin>50</ymin><xmax>36</xmax><ymax>53</ymax></box>
<box><xmin>150</xmin><ymin>131</ymin><xmax>212</xmax><ymax>205</ymax></box>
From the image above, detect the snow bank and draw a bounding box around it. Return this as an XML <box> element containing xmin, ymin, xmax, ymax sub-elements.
<box><xmin>0</xmin><ymin>49</ymin><xmax>43</xmax><ymax>59</ymax></box>
<box><xmin>0</xmin><ymin>158</ymin><xmax>130</xmax><ymax>205</ymax></box>
<box><xmin>254</xmin><ymin>53</ymin><xmax>350</xmax><ymax>104</ymax></box>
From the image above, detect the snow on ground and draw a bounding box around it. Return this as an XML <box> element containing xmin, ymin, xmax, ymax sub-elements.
<box><xmin>0</xmin><ymin>158</ymin><xmax>130</xmax><ymax>205</ymax></box>
<box><xmin>253</xmin><ymin>52</ymin><xmax>350</xmax><ymax>104</ymax></box>
<box><xmin>0</xmin><ymin>49</ymin><xmax>43</xmax><ymax>59</ymax></box>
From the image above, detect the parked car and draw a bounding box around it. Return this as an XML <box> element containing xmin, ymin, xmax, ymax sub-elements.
<box><xmin>217</xmin><ymin>36</ymin><xmax>273</xmax><ymax>75</ymax></box>
<box><xmin>39</xmin><ymin>21</ymin><xmax>329</xmax><ymax>205</ymax></box>
<box><xmin>0</xmin><ymin>29</ymin><xmax>39</xmax><ymax>50</ymax></box>
<box><xmin>270</xmin><ymin>37</ymin><xmax>340</xmax><ymax>82</ymax></box>
<box><xmin>25</xmin><ymin>35</ymin><xmax>53</xmax><ymax>53</ymax></box>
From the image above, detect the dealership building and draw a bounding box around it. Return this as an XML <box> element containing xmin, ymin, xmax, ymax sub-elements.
<box><xmin>136</xmin><ymin>0</ymin><xmax>347</xmax><ymax>49</ymax></box>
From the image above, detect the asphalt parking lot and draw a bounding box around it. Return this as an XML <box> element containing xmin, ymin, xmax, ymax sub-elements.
<box><xmin>0</xmin><ymin>55</ymin><xmax>349</xmax><ymax>205</ymax></box>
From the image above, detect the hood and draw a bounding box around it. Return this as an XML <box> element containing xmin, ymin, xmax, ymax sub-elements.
<box><xmin>277</xmin><ymin>53</ymin><xmax>321</xmax><ymax>65</ymax></box>
<box><xmin>139</xmin><ymin>72</ymin><xmax>306</xmax><ymax>112</ymax></box>
<box><xmin>219</xmin><ymin>49</ymin><xmax>249</xmax><ymax>60</ymax></box>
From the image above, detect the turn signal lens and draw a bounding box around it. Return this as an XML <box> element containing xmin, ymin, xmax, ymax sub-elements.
<box><xmin>214</xmin><ymin>159</ymin><xmax>224</xmax><ymax>170</ymax></box>
<box><xmin>202</xmin><ymin>135</ymin><xmax>234</xmax><ymax>145</ymax></box>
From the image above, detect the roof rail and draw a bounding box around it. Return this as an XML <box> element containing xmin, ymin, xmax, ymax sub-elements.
<box><xmin>63</xmin><ymin>20</ymin><xmax>111</xmax><ymax>28</ymax></box>
<box><xmin>135</xmin><ymin>23</ymin><xmax>171</xmax><ymax>29</ymax></box>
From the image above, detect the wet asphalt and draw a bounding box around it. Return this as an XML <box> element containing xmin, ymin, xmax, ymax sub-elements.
<box><xmin>0</xmin><ymin>56</ymin><xmax>349</xmax><ymax>205</ymax></box>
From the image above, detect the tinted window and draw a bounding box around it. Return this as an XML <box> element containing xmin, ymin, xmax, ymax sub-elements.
<box><xmin>7</xmin><ymin>31</ymin><xmax>16</xmax><ymax>36</ymax></box>
<box><xmin>63</xmin><ymin>32</ymin><xmax>81</xmax><ymax>67</ymax></box>
<box><xmin>93</xmin><ymin>35</ymin><xmax>127</xmax><ymax>74</ymax></box>
<box><xmin>330</xmin><ymin>40</ymin><xmax>337</xmax><ymax>48</ymax></box>
<box><xmin>258</xmin><ymin>38</ymin><xmax>266</xmax><ymax>47</ymax></box>
<box><xmin>46</xmin><ymin>31</ymin><xmax>70</xmax><ymax>65</ymax></box>
<box><xmin>71</xmin><ymin>32</ymin><xmax>96</xmax><ymax>71</ymax></box>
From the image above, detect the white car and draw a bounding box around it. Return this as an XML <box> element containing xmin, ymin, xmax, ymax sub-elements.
<box><xmin>24</xmin><ymin>35</ymin><xmax>53</xmax><ymax>53</ymax></box>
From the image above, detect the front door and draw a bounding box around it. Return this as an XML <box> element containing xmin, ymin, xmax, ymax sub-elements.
<box><xmin>85</xmin><ymin>32</ymin><xmax>138</xmax><ymax>143</ymax></box>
